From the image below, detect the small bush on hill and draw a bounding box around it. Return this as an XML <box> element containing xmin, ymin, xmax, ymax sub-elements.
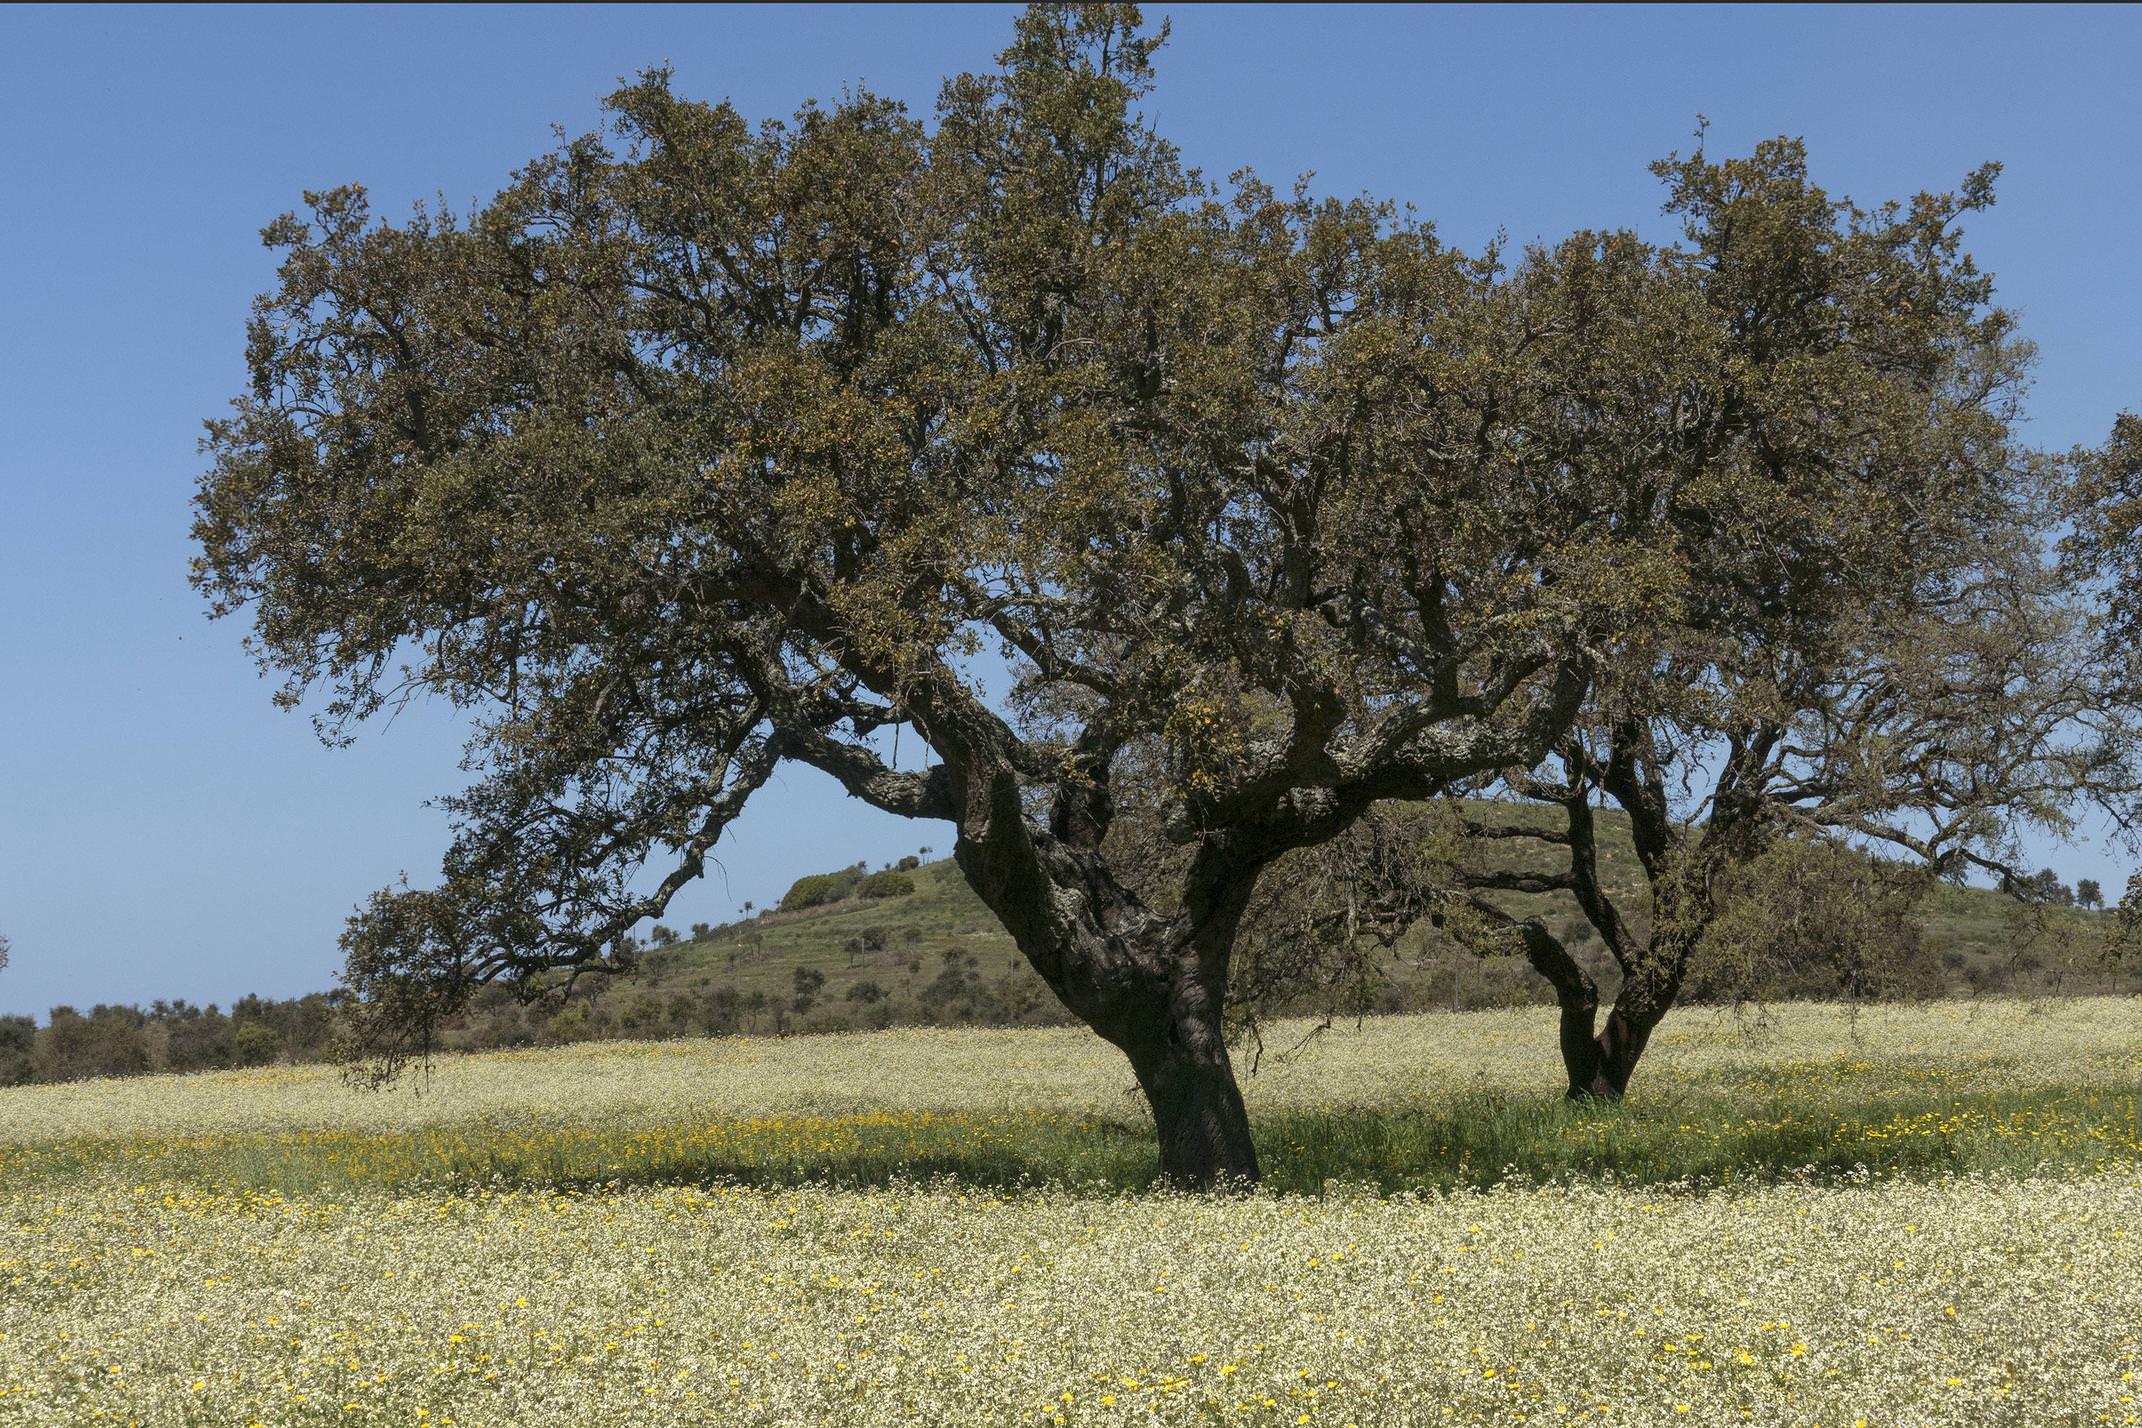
<box><xmin>780</xmin><ymin>866</ymin><xmax>865</xmax><ymax>911</ymax></box>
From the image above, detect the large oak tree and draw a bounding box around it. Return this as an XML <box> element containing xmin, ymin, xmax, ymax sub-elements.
<box><xmin>195</xmin><ymin>5</ymin><xmax>2032</xmax><ymax>1179</ymax></box>
<box><xmin>194</xmin><ymin>6</ymin><xmax>1685</xmax><ymax>1184</ymax></box>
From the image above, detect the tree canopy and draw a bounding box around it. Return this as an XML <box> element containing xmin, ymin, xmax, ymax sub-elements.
<box><xmin>2067</xmin><ymin>411</ymin><xmax>2142</xmax><ymax>937</ymax></box>
<box><xmin>1132</xmin><ymin>125</ymin><xmax>2139</xmax><ymax>1100</ymax></box>
<box><xmin>193</xmin><ymin>3</ymin><xmax>2135</xmax><ymax>1183</ymax></box>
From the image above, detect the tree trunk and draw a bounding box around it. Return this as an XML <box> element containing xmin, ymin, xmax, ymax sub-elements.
<box><xmin>1126</xmin><ymin>1029</ymin><xmax>1261</xmax><ymax>1188</ymax></box>
<box><xmin>1563</xmin><ymin>1006</ymin><xmax>1650</xmax><ymax>1100</ymax></box>
<box><xmin>1510</xmin><ymin>919</ymin><xmax>1630</xmax><ymax>1101</ymax></box>
<box><xmin>1563</xmin><ymin>960</ymin><xmax>1679</xmax><ymax>1102</ymax></box>
<box><xmin>1121</xmin><ymin>999</ymin><xmax>1261</xmax><ymax>1189</ymax></box>
<box><xmin>942</xmin><ymin>768</ymin><xmax>1268</xmax><ymax>1189</ymax></box>
<box><xmin>949</xmin><ymin>835</ymin><xmax>1262</xmax><ymax>1188</ymax></box>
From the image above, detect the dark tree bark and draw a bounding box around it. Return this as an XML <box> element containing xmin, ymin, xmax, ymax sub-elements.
<box><xmin>917</xmin><ymin>744</ymin><xmax>1263</xmax><ymax>1188</ymax></box>
<box><xmin>959</xmin><ymin>857</ymin><xmax>1261</xmax><ymax>1186</ymax></box>
<box><xmin>1515</xmin><ymin>918</ymin><xmax>1682</xmax><ymax>1102</ymax></box>
<box><xmin>1120</xmin><ymin>983</ymin><xmax>1260</xmax><ymax>1185</ymax></box>
<box><xmin>1561</xmin><ymin>995</ymin><xmax>1665</xmax><ymax>1101</ymax></box>
<box><xmin>1453</xmin><ymin>730</ymin><xmax>1751</xmax><ymax>1102</ymax></box>
<box><xmin>1509</xmin><ymin>919</ymin><xmax>1609</xmax><ymax>1099</ymax></box>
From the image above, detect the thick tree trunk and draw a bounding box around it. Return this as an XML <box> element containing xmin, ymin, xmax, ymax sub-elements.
<box><xmin>950</xmin><ymin>826</ymin><xmax>1262</xmax><ymax>1189</ymax></box>
<box><xmin>1119</xmin><ymin>990</ymin><xmax>1261</xmax><ymax>1188</ymax></box>
<box><xmin>1562</xmin><ymin>1006</ymin><xmax>1651</xmax><ymax>1100</ymax></box>
<box><xmin>1555</xmin><ymin>991</ymin><xmax>1615</xmax><ymax>1100</ymax></box>
<box><xmin>1082</xmin><ymin>896</ymin><xmax>1260</xmax><ymax>1188</ymax></box>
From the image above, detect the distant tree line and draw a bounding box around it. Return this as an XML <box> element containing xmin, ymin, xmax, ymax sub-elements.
<box><xmin>0</xmin><ymin>994</ymin><xmax>342</xmax><ymax>1088</ymax></box>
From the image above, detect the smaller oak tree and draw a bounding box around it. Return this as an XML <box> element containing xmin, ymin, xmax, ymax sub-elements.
<box><xmin>1229</xmin><ymin>140</ymin><xmax>2141</xmax><ymax>1097</ymax></box>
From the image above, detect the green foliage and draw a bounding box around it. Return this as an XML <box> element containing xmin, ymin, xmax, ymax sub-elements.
<box><xmin>2115</xmin><ymin>873</ymin><xmax>2142</xmax><ymax>964</ymax></box>
<box><xmin>540</xmin><ymin>1006</ymin><xmax>591</xmax><ymax>1046</ymax></box>
<box><xmin>1693</xmin><ymin>840</ymin><xmax>1938</xmax><ymax>1003</ymax></box>
<box><xmin>230</xmin><ymin>1021</ymin><xmax>275</xmax><ymax>1067</ymax></box>
<box><xmin>2066</xmin><ymin>411</ymin><xmax>2142</xmax><ymax>692</ymax></box>
<box><xmin>188</xmin><ymin>1</ymin><xmax>1800</xmax><ymax>1078</ymax></box>
<box><xmin>779</xmin><ymin>867</ymin><xmax>865</xmax><ymax>912</ymax></box>
<box><xmin>0</xmin><ymin>1015</ymin><xmax>32</xmax><ymax>1088</ymax></box>
<box><xmin>857</xmin><ymin>871</ymin><xmax>915</xmax><ymax>900</ymax></box>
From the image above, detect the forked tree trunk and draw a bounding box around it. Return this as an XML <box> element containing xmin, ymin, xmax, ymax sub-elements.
<box><xmin>1559</xmin><ymin>958</ymin><xmax>1681</xmax><ymax>1102</ymax></box>
<box><xmin>1562</xmin><ymin>1005</ymin><xmax>1654</xmax><ymax>1100</ymax></box>
<box><xmin>953</xmin><ymin>833</ymin><xmax>1262</xmax><ymax>1190</ymax></box>
<box><xmin>1518</xmin><ymin>919</ymin><xmax>1679</xmax><ymax>1102</ymax></box>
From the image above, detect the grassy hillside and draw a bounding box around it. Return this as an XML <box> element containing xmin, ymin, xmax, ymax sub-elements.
<box><xmin>594</xmin><ymin>805</ymin><xmax>2120</xmax><ymax>1036</ymax></box>
<box><xmin>24</xmin><ymin>809</ymin><xmax>2111</xmax><ymax>1084</ymax></box>
<box><xmin>677</xmin><ymin>855</ymin><xmax>1024</xmax><ymax>995</ymax></box>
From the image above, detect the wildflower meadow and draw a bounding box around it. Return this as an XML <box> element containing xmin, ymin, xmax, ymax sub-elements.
<box><xmin>2</xmin><ymin>999</ymin><xmax>2138</xmax><ymax>1426</ymax></box>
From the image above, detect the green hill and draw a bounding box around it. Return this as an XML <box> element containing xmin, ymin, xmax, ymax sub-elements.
<box><xmin>460</xmin><ymin>804</ymin><xmax>2122</xmax><ymax>1051</ymax></box>
<box><xmin>11</xmin><ymin>805</ymin><xmax>2121</xmax><ymax>1084</ymax></box>
<box><xmin>635</xmin><ymin>856</ymin><xmax>1037</xmax><ymax>1023</ymax></box>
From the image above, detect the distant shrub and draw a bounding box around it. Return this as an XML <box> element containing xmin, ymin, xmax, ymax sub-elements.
<box><xmin>0</xmin><ymin>1015</ymin><xmax>34</xmax><ymax>1087</ymax></box>
<box><xmin>780</xmin><ymin>866</ymin><xmax>865</xmax><ymax>911</ymax></box>
<box><xmin>791</xmin><ymin>967</ymin><xmax>827</xmax><ymax>1015</ymax></box>
<box><xmin>232</xmin><ymin>1021</ymin><xmax>280</xmax><ymax>1068</ymax></box>
<box><xmin>858</xmin><ymin>871</ymin><xmax>915</xmax><ymax>900</ymax></box>
<box><xmin>541</xmin><ymin>1006</ymin><xmax>592</xmax><ymax>1045</ymax></box>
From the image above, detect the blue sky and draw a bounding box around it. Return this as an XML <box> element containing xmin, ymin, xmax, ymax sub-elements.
<box><xmin>2</xmin><ymin>3</ymin><xmax>2138</xmax><ymax>1019</ymax></box>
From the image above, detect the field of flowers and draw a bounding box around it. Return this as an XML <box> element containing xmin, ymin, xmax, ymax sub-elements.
<box><xmin>2</xmin><ymin>998</ymin><xmax>2138</xmax><ymax>1425</ymax></box>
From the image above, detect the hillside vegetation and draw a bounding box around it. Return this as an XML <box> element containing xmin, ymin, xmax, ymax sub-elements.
<box><xmin>7</xmin><ymin>805</ymin><xmax>2125</xmax><ymax>1087</ymax></box>
<box><xmin>490</xmin><ymin>804</ymin><xmax>2123</xmax><ymax>1052</ymax></box>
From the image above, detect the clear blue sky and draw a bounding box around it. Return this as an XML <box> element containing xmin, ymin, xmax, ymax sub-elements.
<box><xmin>2</xmin><ymin>3</ymin><xmax>2138</xmax><ymax>1019</ymax></box>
